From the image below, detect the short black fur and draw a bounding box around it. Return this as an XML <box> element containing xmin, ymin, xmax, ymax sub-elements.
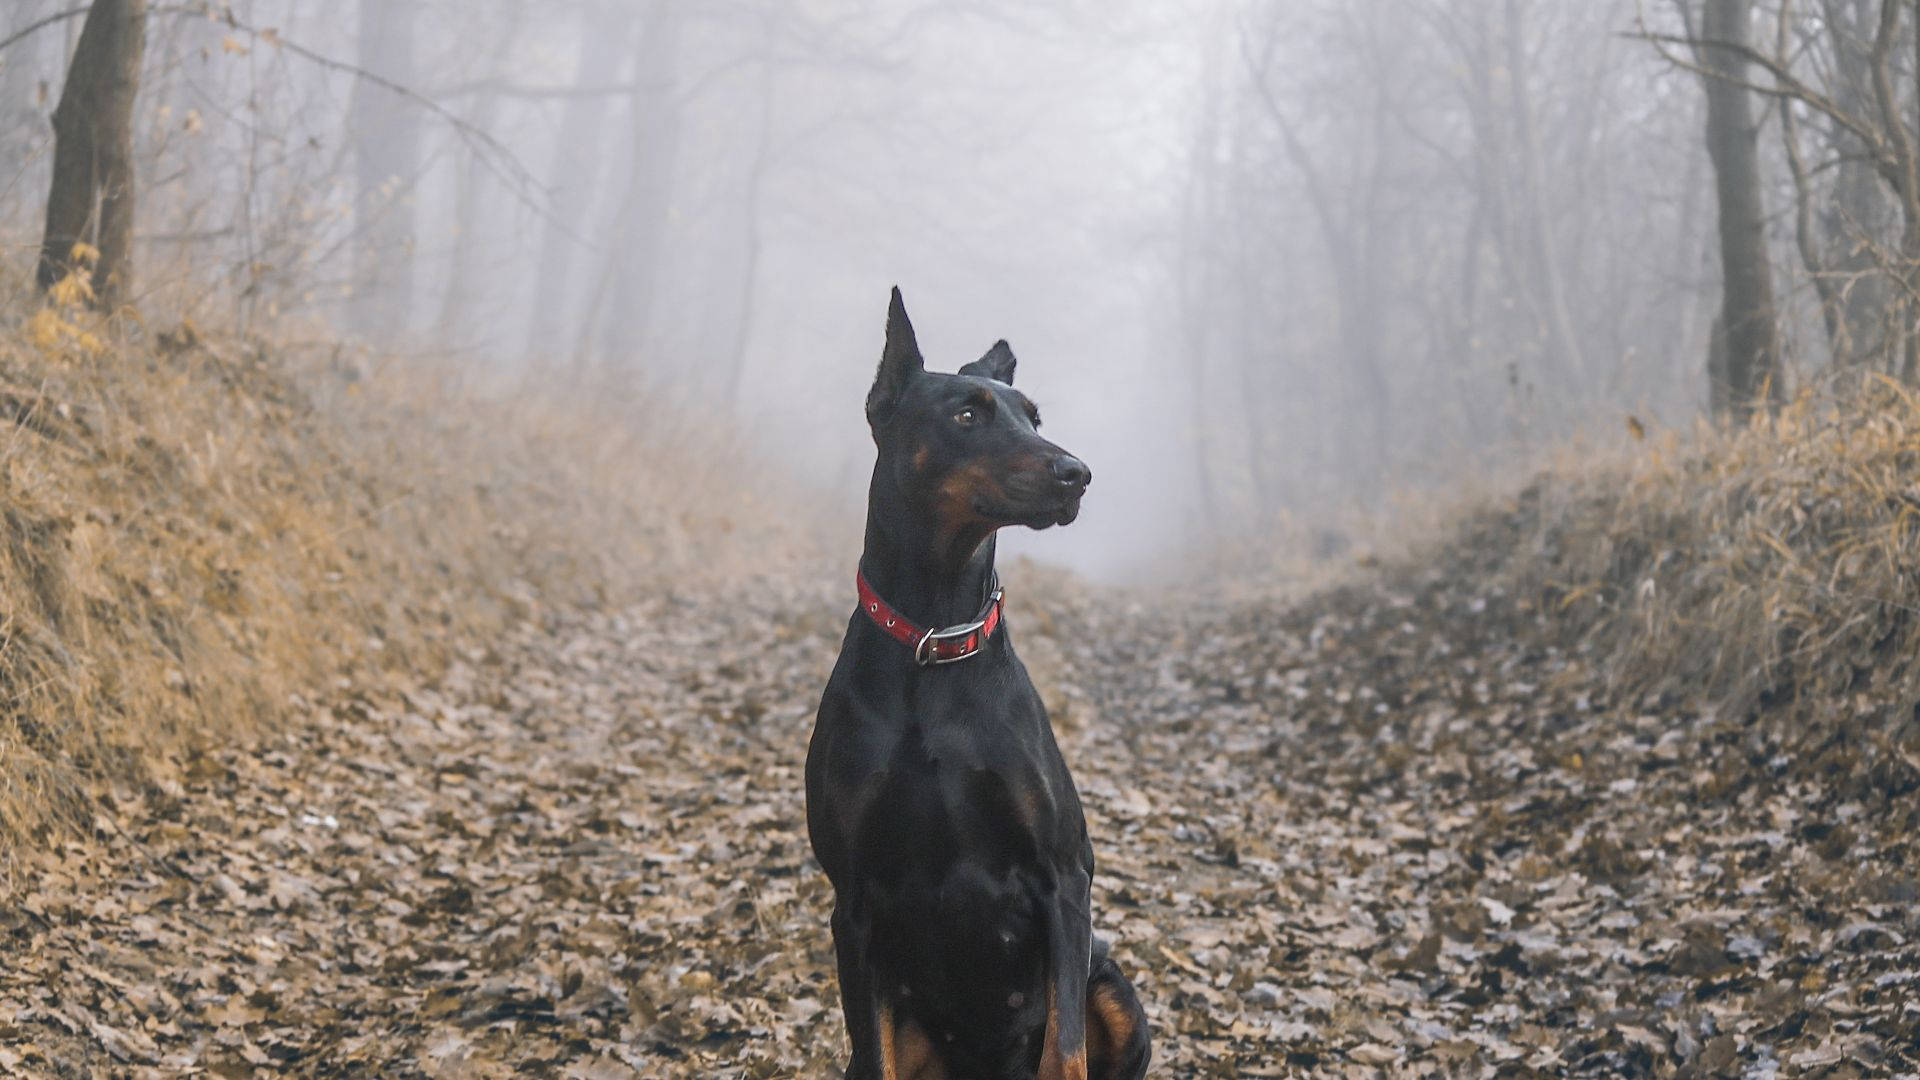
<box><xmin>807</xmin><ymin>289</ymin><xmax>1149</xmax><ymax>1079</ymax></box>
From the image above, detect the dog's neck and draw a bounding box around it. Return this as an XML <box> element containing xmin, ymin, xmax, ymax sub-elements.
<box><xmin>859</xmin><ymin>472</ymin><xmax>999</xmax><ymax>630</ymax></box>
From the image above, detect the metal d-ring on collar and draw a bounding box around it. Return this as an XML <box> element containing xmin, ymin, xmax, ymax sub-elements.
<box><xmin>856</xmin><ymin>569</ymin><xmax>1004</xmax><ymax>667</ymax></box>
<box><xmin>912</xmin><ymin>575</ymin><xmax>1004</xmax><ymax>666</ymax></box>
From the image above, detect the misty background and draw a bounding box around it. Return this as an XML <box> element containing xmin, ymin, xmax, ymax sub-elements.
<box><xmin>0</xmin><ymin>0</ymin><xmax>1897</xmax><ymax>577</ymax></box>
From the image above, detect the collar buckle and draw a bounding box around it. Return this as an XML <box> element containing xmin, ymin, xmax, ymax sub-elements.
<box><xmin>857</xmin><ymin>570</ymin><xmax>1003</xmax><ymax>667</ymax></box>
<box><xmin>912</xmin><ymin>586</ymin><xmax>1004</xmax><ymax>666</ymax></box>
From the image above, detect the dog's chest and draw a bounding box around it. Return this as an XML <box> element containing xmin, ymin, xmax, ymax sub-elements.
<box><xmin>826</xmin><ymin>681</ymin><xmax>1062</xmax><ymax>857</ymax></box>
<box><xmin>861</xmin><ymin>720</ymin><xmax>1059</xmax><ymax>857</ymax></box>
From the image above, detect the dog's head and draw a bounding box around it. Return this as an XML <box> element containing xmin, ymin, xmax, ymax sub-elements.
<box><xmin>865</xmin><ymin>288</ymin><xmax>1090</xmax><ymax>539</ymax></box>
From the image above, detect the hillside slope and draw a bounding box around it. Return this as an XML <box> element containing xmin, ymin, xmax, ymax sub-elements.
<box><xmin>0</xmin><ymin>288</ymin><xmax>810</xmax><ymax>859</ymax></box>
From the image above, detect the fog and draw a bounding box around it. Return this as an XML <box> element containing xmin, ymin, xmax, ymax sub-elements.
<box><xmin>3</xmin><ymin>0</ymin><xmax>1901</xmax><ymax>578</ymax></box>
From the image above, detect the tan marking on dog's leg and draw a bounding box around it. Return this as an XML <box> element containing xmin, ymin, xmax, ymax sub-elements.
<box><xmin>875</xmin><ymin>998</ymin><xmax>900</xmax><ymax>1080</ymax></box>
<box><xmin>1087</xmin><ymin>983</ymin><xmax>1137</xmax><ymax>1076</ymax></box>
<box><xmin>875</xmin><ymin>999</ymin><xmax>946</xmax><ymax>1080</ymax></box>
<box><xmin>895</xmin><ymin>1017</ymin><xmax>944</xmax><ymax>1080</ymax></box>
<box><xmin>1038</xmin><ymin>979</ymin><xmax>1061</xmax><ymax>1077</ymax></box>
<box><xmin>1037</xmin><ymin>982</ymin><xmax>1090</xmax><ymax>1080</ymax></box>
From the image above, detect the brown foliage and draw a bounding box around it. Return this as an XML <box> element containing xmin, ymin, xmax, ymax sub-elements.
<box><xmin>4</xmin><ymin>303</ymin><xmax>1919</xmax><ymax>1073</ymax></box>
<box><xmin>1478</xmin><ymin>379</ymin><xmax>1920</xmax><ymax>730</ymax></box>
<box><xmin>0</xmin><ymin>278</ymin><xmax>808</xmax><ymax>863</ymax></box>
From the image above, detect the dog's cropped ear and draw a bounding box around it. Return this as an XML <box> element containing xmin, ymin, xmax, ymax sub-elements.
<box><xmin>959</xmin><ymin>340</ymin><xmax>1017</xmax><ymax>386</ymax></box>
<box><xmin>867</xmin><ymin>286</ymin><xmax>924</xmax><ymax>427</ymax></box>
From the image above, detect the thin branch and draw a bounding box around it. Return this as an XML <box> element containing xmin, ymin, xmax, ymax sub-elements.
<box><xmin>0</xmin><ymin>6</ymin><xmax>90</xmax><ymax>54</ymax></box>
<box><xmin>1776</xmin><ymin>0</ymin><xmax>1845</xmax><ymax>352</ymax></box>
<box><xmin>1866</xmin><ymin>0</ymin><xmax>1919</xmax><ymax>211</ymax></box>
<box><xmin>0</xmin><ymin>2</ymin><xmax>201</xmax><ymax>54</ymax></box>
<box><xmin>1629</xmin><ymin>24</ymin><xmax>1892</xmax><ymax>179</ymax></box>
<box><xmin>1234</xmin><ymin>12</ymin><xmax>1347</xmax><ymax>271</ymax></box>
<box><xmin>433</xmin><ymin>78</ymin><xmax>639</xmax><ymax>102</ymax></box>
<box><xmin>4</xmin><ymin>3</ymin><xmax>566</xmax><ymax>233</ymax></box>
<box><xmin>212</xmin><ymin>12</ymin><xmax>543</xmax><ymax>205</ymax></box>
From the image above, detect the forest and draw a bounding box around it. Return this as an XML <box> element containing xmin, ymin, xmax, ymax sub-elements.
<box><xmin>0</xmin><ymin>0</ymin><xmax>1917</xmax><ymax>1075</ymax></box>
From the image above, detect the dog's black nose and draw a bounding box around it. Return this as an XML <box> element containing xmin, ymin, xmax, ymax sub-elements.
<box><xmin>1051</xmin><ymin>454</ymin><xmax>1091</xmax><ymax>488</ymax></box>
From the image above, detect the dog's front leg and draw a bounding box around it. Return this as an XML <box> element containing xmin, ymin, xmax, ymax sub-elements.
<box><xmin>1085</xmin><ymin>939</ymin><xmax>1151</xmax><ymax>1080</ymax></box>
<box><xmin>1037</xmin><ymin>881</ymin><xmax>1093</xmax><ymax>1080</ymax></box>
<box><xmin>831</xmin><ymin>900</ymin><xmax>882</xmax><ymax>1079</ymax></box>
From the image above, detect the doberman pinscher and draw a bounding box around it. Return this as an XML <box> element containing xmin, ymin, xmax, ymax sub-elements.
<box><xmin>806</xmin><ymin>289</ymin><xmax>1150</xmax><ymax>1080</ymax></box>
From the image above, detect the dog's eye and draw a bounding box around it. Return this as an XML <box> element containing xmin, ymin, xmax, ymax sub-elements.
<box><xmin>954</xmin><ymin>408</ymin><xmax>978</xmax><ymax>427</ymax></box>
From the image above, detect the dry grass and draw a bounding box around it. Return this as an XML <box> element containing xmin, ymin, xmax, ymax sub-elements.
<box><xmin>1428</xmin><ymin>376</ymin><xmax>1920</xmax><ymax>780</ymax></box>
<box><xmin>0</xmin><ymin>273</ymin><xmax>823</xmax><ymax>861</ymax></box>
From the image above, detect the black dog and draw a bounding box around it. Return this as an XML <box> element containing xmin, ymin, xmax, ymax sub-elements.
<box><xmin>806</xmin><ymin>290</ymin><xmax>1150</xmax><ymax>1079</ymax></box>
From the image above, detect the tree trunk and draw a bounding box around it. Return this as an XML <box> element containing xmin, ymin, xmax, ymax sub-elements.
<box><xmin>721</xmin><ymin>56</ymin><xmax>774</xmax><ymax>411</ymax></box>
<box><xmin>1447</xmin><ymin>192</ymin><xmax>1497</xmax><ymax>438</ymax></box>
<box><xmin>37</xmin><ymin>0</ymin><xmax>146</xmax><ymax>310</ymax></box>
<box><xmin>577</xmin><ymin>0</ymin><xmax>682</xmax><ymax>375</ymax></box>
<box><xmin>1176</xmin><ymin>71</ymin><xmax>1225</xmax><ymax>540</ymax></box>
<box><xmin>1706</xmin><ymin>314</ymin><xmax>1731</xmax><ymax>416</ymax></box>
<box><xmin>1869</xmin><ymin>0</ymin><xmax>1920</xmax><ymax>381</ymax></box>
<box><xmin>1671</xmin><ymin>136</ymin><xmax>1710</xmax><ymax>384</ymax></box>
<box><xmin>525</xmin><ymin>0</ymin><xmax>635</xmax><ymax>361</ymax></box>
<box><xmin>435</xmin><ymin>7</ymin><xmax>524</xmax><ymax>336</ymax></box>
<box><xmin>1502</xmin><ymin>0</ymin><xmax>1589</xmax><ymax>392</ymax></box>
<box><xmin>1459</xmin><ymin>5</ymin><xmax>1558</xmax><ymax>410</ymax></box>
<box><xmin>1780</xmin><ymin>90</ymin><xmax>1844</xmax><ymax>362</ymax></box>
<box><xmin>1835</xmin><ymin>0</ymin><xmax>1891</xmax><ymax>365</ymax></box>
<box><xmin>1699</xmin><ymin>0</ymin><xmax>1784</xmax><ymax>419</ymax></box>
<box><xmin>1347</xmin><ymin>65</ymin><xmax>1394</xmax><ymax>499</ymax></box>
<box><xmin>350</xmin><ymin>0</ymin><xmax>419</xmax><ymax>337</ymax></box>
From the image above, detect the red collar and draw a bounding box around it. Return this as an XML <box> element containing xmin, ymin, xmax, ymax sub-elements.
<box><xmin>856</xmin><ymin>570</ymin><xmax>1004</xmax><ymax>666</ymax></box>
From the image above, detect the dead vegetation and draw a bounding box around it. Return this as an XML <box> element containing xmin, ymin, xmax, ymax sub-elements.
<box><xmin>1449</xmin><ymin>379</ymin><xmax>1920</xmax><ymax>805</ymax></box>
<box><xmin>3</xmin><ymin>267</ymin><xmax>1920</xmax><ymax>1073</ymax></box>
<box><xmin>0</xmin><ymin>268</ymin><xmax>817</xmax><ymax>862</ymax></box>
<box><xmin>5</xmin><ymin>386</ymin><xmax>1919</xmax><ymax>1072</ymax></box>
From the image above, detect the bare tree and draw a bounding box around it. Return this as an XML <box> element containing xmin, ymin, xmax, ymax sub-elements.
<box><xmin>1697</xmin><ymin>0</ymin><xmax>1785</xmax><ymax>417</ymax></box>
<box><xmin>577</xmin><ymin>0</ymin><xmax>682</xmax><ymax>374</ymax></box>
<box><xmin>436</xmin><ymin>3</ymin><xmax>526</xmax><ymax>335</ymax></box>
<box><xmin>1424</xmin><ymin>0</ymin><xmax>1607</xmax><ymax>413</ymax></box>
<box><xmin>351</xmin><ymin>0</ymin><xmax>420</xmax><ymax>336</ymax></box>
<box><xmin>37</xmin><ymin>0</ymin><xmax>147</xmax><ymax>310</ymax></box>
<box><xmin>525</xmin><ymin>0</ymin><xmax>637</xmax><ymax>360</ymax></box>
<box><xmin>1240</xmin><ymin>6</ymin><xmax>1396</xmax><ymax>503</ymax></box>
<box><xmin>1775</xmin><ymin>0</ymin><xmax>1897</xmax><ymax>367</ymax></box>
<box><xmin>1647</xmin><ymin>0</ymin><xmax>1919</xmax><ymax>387</ymax></box>
<box><xmin>1819</xmin><ymin>12</ymin><xmax>1897</xmax><ymax>368</ymax></box>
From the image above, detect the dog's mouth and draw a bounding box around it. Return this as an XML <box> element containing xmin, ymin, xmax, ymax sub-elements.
<box><xmin>982</xmin><ymin>489</ymin><xmax>1085</xmax><ymax>531</ymax></box>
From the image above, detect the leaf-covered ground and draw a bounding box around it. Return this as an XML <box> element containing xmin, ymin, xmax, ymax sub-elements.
<box><xmin>3</xmin><ymin>562</ymin><xmax>1917</xmax><ymax>1077</ymax></box>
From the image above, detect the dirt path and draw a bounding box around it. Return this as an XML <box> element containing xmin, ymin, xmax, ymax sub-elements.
<box><xmin>3</xmin><ymin>569</ymin><xmax>1915</xmax><ymax>1077</ymax></box>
